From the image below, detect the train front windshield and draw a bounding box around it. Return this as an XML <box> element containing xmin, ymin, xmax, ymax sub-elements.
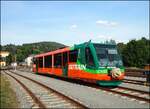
<box><xmin>94</xmin><ymin>44</ymin><xmax>123</xmax><ymax>67</ymax></box>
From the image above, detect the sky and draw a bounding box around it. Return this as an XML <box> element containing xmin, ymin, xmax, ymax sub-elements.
<box><xmin>1</xmin><ymin>1</ymin><xmax>149</xmax><ymax>46</ymax></box>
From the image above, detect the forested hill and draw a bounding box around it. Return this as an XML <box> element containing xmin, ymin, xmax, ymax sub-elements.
<box><xmin>1</xmin><ymin>37</ymin><xmax>149</xmax><ymax>68</ymax></box>
<box><xmin>1</xmin><ymin>41</ymin><xmax>67</xmax><ymax>62</ymax></box>
<box><xmin>22</xmin><ymin>41</ymin><xmax>66</xmax><ymax>53</ymax></box>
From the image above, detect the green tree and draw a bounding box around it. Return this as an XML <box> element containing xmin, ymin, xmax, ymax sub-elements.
<box><xmin>6</xmin><ymin>54</ymin><xmax>12</xmax><ymax>65</ymax></box>
<box><xmin>117</xmin><ymin>43</ymin><xmax>126</xmax><ymax>56</ymax></box>
<box><xmin>2</xmin><ymin>41</ymin><xmax>66</xmax><ymax>63</ymax></box>
<box><xmin>121</xmin><ymin>37</ymin><xmax>149</xmax><ymax>68</ymax></box>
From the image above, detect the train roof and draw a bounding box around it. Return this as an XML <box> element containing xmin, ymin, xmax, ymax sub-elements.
<box><xmin>34</xmin><ymin>40</ymin><xmax>117</xmax><ymax>58</ymax></box>
<box><xmin>34</xmin><ymin>46</ymin><xmax>70</xmax><ymax>58</ymax></box>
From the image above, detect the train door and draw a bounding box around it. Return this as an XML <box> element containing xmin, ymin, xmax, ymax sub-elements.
<box><xmin>35</xmin><ymin>58</ymin><xmax>39</xmax><ymax>73</ymax></box>
<box><xmin>33</xmin><ymin>57</ymin><xmax>38</xmax><ymax>73</ymax></box>
<box><xmin>62</xmin><ymin>52</ymin><xmax>68</xmax><ymax>76</ymax></box>
<box><xmin>85</xmin><ymin>47</ymin><xmax>95</xmax><ymax>69</ymax></box>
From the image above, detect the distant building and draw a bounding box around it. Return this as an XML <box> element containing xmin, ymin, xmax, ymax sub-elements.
<box><xmin>0</xmin><ymin>51</ymin><xmax>9</xmax><ymax>67</ymax></box>
<box><xmin>25</xmin><ymin>54</ymin><xmax>35</xmax><ymax>67</ymax></box>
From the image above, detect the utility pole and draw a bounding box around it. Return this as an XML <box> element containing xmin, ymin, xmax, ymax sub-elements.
<box><xmin>12</xmin><ymin>45</ymin><xmax>17</xmax><ymax>71</ymax></box>
<box><xmin>14</xmin><ymin>54</ymin><xmax>17</xmax><ymax>71</ymax></box>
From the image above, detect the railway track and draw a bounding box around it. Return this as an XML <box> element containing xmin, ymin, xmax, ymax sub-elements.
<box><xmin>10</xmin><ymin>69</ymin><xmax>150</xmax><ymax>104</ymax></box>
<box><xmin>4</xmin><ymin>70</ymin><xmax>88</xmax><ymax>108</ymax></box>
<box><xmin>102</xmin><ymin>86</ymin><xmax>149</xmax><ymax>103</ymax></box>
<box><xmin>123</xmin><ymin>79</ymin><xmax>149</xmax><ymax>86</ymax></box>
<box><xmin>87</xmin><ymin>84</ymin><xmax>150</xmax><ymax>104</ymax></box>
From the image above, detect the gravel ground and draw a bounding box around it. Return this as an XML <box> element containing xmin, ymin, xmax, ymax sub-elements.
<box><xmin>2</xmin><ymin>71</ymin><xmax>34</xmax><ymax>108</ymax></box>
<box><xmin>12</xmin><ymin>70</ymin><xmax>149</xmax><ymax>108</ymax></box>
<box><xmin>125</xmin><ymin>76</ymin><xmax>146</xmax><ymax>82</ymax></box>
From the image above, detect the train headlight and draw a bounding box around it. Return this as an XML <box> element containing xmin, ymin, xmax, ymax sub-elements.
<box><xmin>110</xmin><ymin>68</ymin><xmax>121</xmax><ymax>79</ymax></box>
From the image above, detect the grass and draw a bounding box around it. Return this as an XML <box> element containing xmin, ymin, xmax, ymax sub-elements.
<box><xmin>0</xmin><ymin>73</ymin><xmax>19</xmax><ymax>108</ymax></box>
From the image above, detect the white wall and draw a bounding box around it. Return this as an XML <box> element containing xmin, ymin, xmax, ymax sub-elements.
<box><xmin>25</xmin><ymin>56</ymin><xmax>33</xmax><ymax>66</ymax></box>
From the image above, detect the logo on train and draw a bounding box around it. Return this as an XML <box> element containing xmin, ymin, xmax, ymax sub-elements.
<box><xmin>69</xmin><ymin>64</ymin><xmax>86</xmax><ymax>70</ymax></box>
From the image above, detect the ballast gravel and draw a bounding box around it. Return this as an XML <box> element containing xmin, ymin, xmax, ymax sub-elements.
<box><xmin>13</xmin><ymin>70</ymin><xmax>149</xmax><ymax>108</ymax></box>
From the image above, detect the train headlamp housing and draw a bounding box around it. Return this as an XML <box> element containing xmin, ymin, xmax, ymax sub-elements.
<box><xmin>110</xmin><ymin>68</ymin><xmax>121</xmax><ymax>79</ymax></box>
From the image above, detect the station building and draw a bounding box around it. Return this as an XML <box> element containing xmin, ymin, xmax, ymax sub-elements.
<box><xmin>0</xmin><ymin>51</ymin><xmax>9</xmax><ymax>67</ymax></box>
<box><xmin>25</xmin><ymin>54</ymin><xmax>35</xmax><ymax>67</ymax></box>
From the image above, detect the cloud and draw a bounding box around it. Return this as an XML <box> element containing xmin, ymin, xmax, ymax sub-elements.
<box><xmin>97</xmin><ymin>35</ymin><xmax>113</xmax><ymax>40</ymax></box>
<box><xmin>96</xmin><ymin>20</ymin><xmax>108</xmax><ymax>25</ymax></box>
<box><xmin>70</xmin><ymin>24</ymin><xmax>77</xmax><ymax>29</ymax></box>
<box><xmin>96</xmin><ymin>20</ymin><xmax>118</xmax><ymax>27</ymax></box>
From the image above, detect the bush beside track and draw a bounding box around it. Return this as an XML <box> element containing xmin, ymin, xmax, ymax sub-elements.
<box><xmin>0</xmin><ymin>73</ymin><xmax>19</xmax><ymax>108</ymax></box>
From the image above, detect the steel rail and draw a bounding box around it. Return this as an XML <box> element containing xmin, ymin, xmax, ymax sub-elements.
<box><xmin>123</xmin><ymin>79</ymin><xmax>149</xmax><ymax>86</ymax></box>
<box><xmin>8</xmin><ymin>70</ymin><xmax>88</xmax><ymax>109</ymax></box>
<box><xmin>117</xmin><ymin>86</ymin><xmax>150</xmax><ymax>95</ymax></box>
<box><xmin>4</xmin><ymin>71</ymin><xmax>46</xmax><ymax>108</ymax></box>
<box><xmin>124</xmin><ymin>79</ymin><xmax>145</xmax><ymax>83</ymax></box>
<box><xmin>101</xmin><ymin>87</ymin><xmax>149</xmax><ymax>103</ymax></box>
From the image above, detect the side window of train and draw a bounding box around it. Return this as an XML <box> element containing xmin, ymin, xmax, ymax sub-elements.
<box><xmin>44</xmin><ymin>55</ymin><xmax>52</xmax><ymax>68</ymax></box>
<box><xmin>69</xmin><ymin>50</ymin><xmax>78</xmax><ymax>62</ymax></box>
<box><xmin>54</xmin><ymin>53</ymin><xmax>62</xmax><ymax>68</ymax></box>
<box><xmin>63</xmin><ymin>52</ymin><xmax>68</xmax><ymax>66</ymax></box>
<box><xmin>39</xmin><ymin>57</ymin><xmax>43</xmax><ymax>68</ymax></box>
<box><xmin>85</xmin><ymin>47</ymin><xmax>94</xmax><ymax>67</ymax></box>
